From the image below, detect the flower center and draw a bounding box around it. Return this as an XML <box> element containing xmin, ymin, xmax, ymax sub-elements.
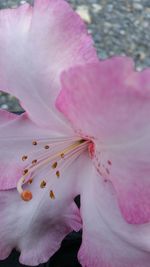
<box><xmin>17</xmin><ymin>137</ymin><xmax>92</xmax><ymax>201</ymax></box>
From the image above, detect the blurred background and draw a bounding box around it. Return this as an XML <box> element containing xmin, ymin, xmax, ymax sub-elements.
<box><xmin>0</xmin><ymin>0</ymin><xmax>150</xmax><ymax>112</ymax></box>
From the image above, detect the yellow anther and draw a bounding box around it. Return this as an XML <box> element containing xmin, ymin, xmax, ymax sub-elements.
<box><xmin>40</xmin><ymin>180</ymin><xmax>47</xmax><ymax>188</ymax></box>
<box><xmin>56</xmin><ymin>170</ymin><xmax>60</xmax><ymax>178</ymax></box>
<box><xmin>60</xmin><ymin>153</ymin><xmax>65</xmax><ymax>158</ymax></box>
<box><xmin>44</xmin><ymin>145</ymin><xmax>49</xmax><ymax>149</ymax></box>
<box><xmin>50</xmin><ymin>190</ymin><xmax>55</xmax><ymax>199</ymax></box>
<box><xmin>22</xmin><ymin>155</ymin><xmax>28</xmax><ymax>161</ymax></box>
<box><xmin>32</xmin><ymin>159</ymin><xmax>37</xmax><ymax>165</ymax></box>
<box><xmin>52</xmin><ymin>162</ymin><xmax>58</xmax><ymax>169</ymax></box>
<box><xmin>23</xmin><ymin>169</ymin><xmax>28</xmax><ymax>175</ymax></box>
<box><xmin>28</xmin><ymin>178</ymin><xmax>33</xmax><ymax>184</ymax></box>
<box><xmin>32</xmin><ymin>141</ymin><xmax>37</xmax><ymax>146</ymax></box>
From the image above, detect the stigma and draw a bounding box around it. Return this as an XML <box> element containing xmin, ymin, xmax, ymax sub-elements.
<box><xmin>17</xmin><ymin>137</ymin><xmax>92</xmax><ymax>201</ymax></box>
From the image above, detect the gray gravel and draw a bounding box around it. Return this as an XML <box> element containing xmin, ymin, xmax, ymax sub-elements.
<box><xmin>0</xmin><ymin>0</ymin><xmax>150</xmax><ymax>112</ymax></box>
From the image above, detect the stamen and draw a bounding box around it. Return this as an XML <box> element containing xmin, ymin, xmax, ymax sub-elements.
<box><xmin>32</xmin><ymin>141</ymin><xmax>37</xmax><ymax>146</ymax></box>
<box><xmin>50</xmin><ymin>190</ymin><xmax>55</xmax><ymax>199</ymax></box>
<box><xmin>23</xmin><ymin>169</ymin><xmax>28</xmax><ymax>175</ymax></box>
<box><xmin>40</xmin><ymin>180</ymin><xmax>47</xmax><ymax>188</ymax></box>
<box><xmin>52</xmin><ymin>162</ymin><xmax>58</xmax><ymax>169</ymax></box>
<box><xmin>44</xmin><ymin>145</ymin><xmax>49</xmax><ymax>149</ymax></box>
<box><xmin>22</xmin><ymin>155</ymin><xmax>28</xmax><ymax>161</ymax></box>
<box><xmin>17</xmin><ymin>138</ymin><xmax>90</xmax><ymax>201</ymax></box>
<box><xmin>32</xmin><ymin>159</ymin><xmax>37</xmax><ymax>165</ymax></box>
<box><xmin>28</xmin><ymin>178</ymin><xmax>33</xmax><ymax>184</ymax></box>
<box><xmin>56</xmin><ymin>170</ymin><xmax>60</xmax><ymax>178</ymax></box>
<box><xmin>60</xmin><ymin>153</ymin><xmax>65</xmax><ymax>158</ymax></box>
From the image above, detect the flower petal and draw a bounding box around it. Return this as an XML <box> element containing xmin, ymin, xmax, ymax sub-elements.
<box><xmin>0</xmin><ymin>0</ymin><xmax>97</xmax><ymax>127</ymax></box>
<box><xmin>57</xmin><ymin>57</ymin><xmax>150</xmax><ymax>223</ymax></box>
<box><xmin>78</xmin><ymin>158</ymin><xmax>150</xmax><ymax>267</ymax></box>
<box><xmin>0</xmin><ymin>152</ymin><xmax>84</xmax><ymax>266</ymax></box>
<box><xmin>0</xmin><ymin>109</ymin><xmax>74</xmax><ymax>190</ymax></box>
<box><xmin>94</xmin><ymin>134</ymin><xmax>150</xmax><ymax>224</ymax></box>
<box><xmin>56</xmin><ymin>56</ymin><xmax>135</xmax><ymax>138</ymax></box>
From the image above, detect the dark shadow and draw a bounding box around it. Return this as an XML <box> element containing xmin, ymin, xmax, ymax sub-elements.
<box><xmin>0</xmin><ymin>231</ymin><xmax>82</xmax><ymax>267</ymax></box>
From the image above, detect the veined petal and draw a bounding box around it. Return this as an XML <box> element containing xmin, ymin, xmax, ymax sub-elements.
<box><xmin>0</xmin><ymin>109</ymin><xmax>74</xmax><ymax>190</ymax></box>
<box><xmin>78</xmin><ymin>159</ymin><xmax>150</xmax><ymax>267</ymax></box>
<box><xmin>57</xmin><ymin>57</ymin><xmax>150</xmax><ymax>224</ymax></box>
<box><xmin>0</xmin><ymin>153</ymin><xmax>84</xmax><ymax>265</ymax></box>
<box><xmin>0</xmin><ymin>0</ymin><xmax>98</xmax><ymax>127</ymax></box>
<box><xmin>94</xmin><ymin>135</ymin><xmax>150</xmax><ymax>224</ymax></box>
<box><xmin>57</xmin><ymin>56</ymin><xmax>135</xmax><ymax>139</ymax></box>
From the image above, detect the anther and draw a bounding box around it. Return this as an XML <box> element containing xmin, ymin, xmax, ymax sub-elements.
<box><xmin>50</xmin><ymin>190</ymin><xmax>55</xmax><ymax>199</ymax></box>
<box><xmin>32</xmin><ymin>159</ymin><xmax>37</xmax><ymax>165</ymax></box>
<box><xmin>44</xmin><ymin>145</ymin><xmax>49</xmax><ymax>149</ymax></box>
<box><xmin>107</xmin><ymin>160</ymin><xmax>112</xmax><ymax>165</ymax></box>
<box><xmin>56</xmin><ymin>170</ymin><xmax>60</xmax><ymax>178</ymax></box>
<box><xmin>28</xmin><ymin>178</ymin><xmax>33</xmax><ymax>184</ymax></box>
<box><xmin>52</xmin><ymin>162</ymin><xmax>58</xmax><ymax>169</ymax></box>
<box><xmin>40</xmin><ymin>180</ymin><xmax>47</xmax><ymax>188</ymax></box>
<box><xmin>22</xmin><ymin>155</ymin><xmax>28</xmax><ymax>161</ymax></box>
<box><xmin>23</xmin><ymin>169</ymin><xmax>28</xmax><ymax>175</ymax></box>
<box><xmin>60</xmin><ymin>153</ymin><xmax>65</xmax><ymax>158</ymax></box>
<box><xmin>32</xmin><ymin>141</ymin><xmax>37</xmax><ymax>146</ymax></box>
<box><xmin>21</xmin><ymin>190</ymin><xmax>32</xmax><ymax>201</ymax></box>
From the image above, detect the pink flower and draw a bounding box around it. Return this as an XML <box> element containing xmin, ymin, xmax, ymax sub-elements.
<box><xmin>0</xmin><ymin>1</ymin><xmax>150</xmax><ymax>267</ymax></box>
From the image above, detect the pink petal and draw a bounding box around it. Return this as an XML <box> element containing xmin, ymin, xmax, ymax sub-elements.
<box><xmin>0</xmin><ymin>152</ymin><xmax>86</xmax><ymax>266</ymax></box>
<box><xmin>78</xmin><ymin>159</ymin><xmax>150</xmax><ymax>267</ymax></box>
<box><xmin>94</xmin><ymin>133</ymin><xmax>150</xmax><ymax>224</ymax></box>
<box><xmin>57</xmin><ymin>56</ymin><xmax>135</xmax><ymax>138</ymax></box>
<box><xmin>57</xmin><ymin>57</ymin><xmax>150</xmax><ymax>223</ymax></box>
<box><xmin>0</xmin><ymin>0</ymin><xmax>98</xmax><ymax>127</ymax></box>
<box><xmin>0</xmin><ymin>109</ymin><xmax>74</xmax><ymax>190</ymax></box>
